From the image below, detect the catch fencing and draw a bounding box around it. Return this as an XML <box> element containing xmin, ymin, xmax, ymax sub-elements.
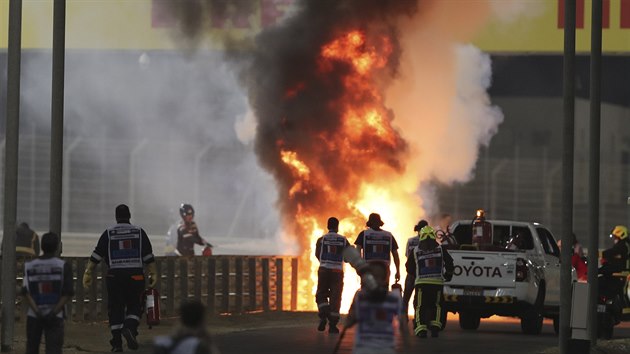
<box><xmin>1</xmin><ymin>255</ymin><xmax>299</xmax><ymax>322</ymax></box>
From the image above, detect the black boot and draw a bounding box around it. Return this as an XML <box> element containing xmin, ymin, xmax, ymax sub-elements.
<box><xmin>317</xmin><ymin>317</ymin><xmax>327</xmax><ymax>331</ymax></box>
<box><xmin>110</xmin><ymin>329</ymin><xmax>123</xmax><ymax>352</ymax></box>
<box><xmin>122</xmin><ymin>318</ymin><xmax>140</xmax><ymax>350</ymax></box>
<box><xmin>122</xmin><ymin>328</ymin><xmax>138</xmax><ymax>350</ymax></box>
<box><xmin>430</xmin><ymin>326</ymin><xmax>440</xmax><ymax>338</ymax></box>
<box><xmin>328</xmin><ymin>314</ymin><xmax>340</xmax><ymax>334</ymax></box>
<box><xmin>317</xmin><ymin>307</ymin><xmax>330</xmax><ymax>332</ymax></box>
<box><xmin>110</xmin><ymin>338</ymin><xmax>123</xmax><ymax>352</ymax></box>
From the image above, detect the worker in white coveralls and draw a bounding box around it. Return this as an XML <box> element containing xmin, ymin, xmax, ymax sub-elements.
<box><xmin>314</xmin><ymin>217</ymin><xmax>350</xmax><ymax>334</ymax></box>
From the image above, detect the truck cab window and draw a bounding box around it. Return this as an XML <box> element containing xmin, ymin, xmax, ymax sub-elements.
<box><xmin>453</xmin><ymin>224</ymin><xmax>472</xmax><ymax>245</ymax></box>
<box><xmin>536</xmin><ymin>227</ymin><xmax>560</xmax><ymax>257</ymax></box>
<box><xmin>509</xmin><ymin>226</ymin><xmax>534</xmax><ymax>250</ymax></box>
<box><xmin>492</xmin><ymin>225</ymin><xmax>511</xmax><ymax>247</ymax></box>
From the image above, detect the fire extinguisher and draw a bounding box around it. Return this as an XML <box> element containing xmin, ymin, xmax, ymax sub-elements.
<box><xmin>471</xmin><ymin>209</ymin><xmax>492</xmax><ymax>246</ymax></box>
<box><xmin>143</xmin><ymin>288</ymin><xmax>161</xmax><ymax>328</ymax></box>
<box><xmin>391</xmin><ymin>281</ymin><xmax>403</xmax><ymax>298</ymax></box>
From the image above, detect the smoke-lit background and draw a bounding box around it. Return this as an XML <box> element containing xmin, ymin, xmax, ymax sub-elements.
<box><xmin>0</xmin><ymin>0</ymin><xmax>629</xmax><ymax>258</ymax></box>
<box><xmin>0</xmin><ymin>15</ymin><xmax>287</xmax><ymax>254</ymax></box>
<box><xmin>0</xmin><ymin>48</ymin><xmax>284</xmax><ymax>254</ymax></box>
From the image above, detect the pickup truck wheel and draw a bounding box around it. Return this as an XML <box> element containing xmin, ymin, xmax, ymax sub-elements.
<box><xmin>552</xmin><ymin>316</ymin><xmax>559</xmax><ymax>335</ymax></box>
<box><xmin>520</xmin><ymin>313</ymin><xmax>543</xmax><ymax>335</ymax></box>
<box><xmin>521</xmin><ymin>281</ymin><xmax>545</xmax><ymax>335</ymax></box>
<box><xmin>459</xmin><ymin>312</ymin><xmax>480</xmax><ymax>330</ymax></box>
<box><xmin>597</xmin><ymin>313</ymin><xmax>614</xmax><ymax>339</ymax></box>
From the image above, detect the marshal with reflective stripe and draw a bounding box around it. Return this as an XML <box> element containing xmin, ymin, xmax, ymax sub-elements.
<box><xmin>363</xmin><ymin>229</ymin><xmax>393</xmax><ymax>263</ymax></box>
<box><xmin>108</xmin><ymin>224</ymin><xmax>143</xmax><ymax>269</ymax></box>
<box><xmin>319</xmin><ymin>233</ymin><xmax>347</xmax><ymax>270</ymax></box>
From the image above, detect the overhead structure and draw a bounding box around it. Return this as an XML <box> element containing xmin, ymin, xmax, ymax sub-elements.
<box><xmin>1</xmin><ymin>0</ymin><xmax>23</xmax><ymax>351</ymax></box>
<box><xmin>588</xmin><ymin>0</ymin><xmax>603</xmax><ymax>345</ymax></box>
<box><xmin>560</xmin><ymin>0</ymin><xmax>576</xmax><ymax>353</ymax></box>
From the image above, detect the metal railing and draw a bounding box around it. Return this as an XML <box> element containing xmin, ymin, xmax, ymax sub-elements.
<box><xmin>1</xmin><ymin>255</ymin><xmax>299</xmax><ymax>322</ymax></box>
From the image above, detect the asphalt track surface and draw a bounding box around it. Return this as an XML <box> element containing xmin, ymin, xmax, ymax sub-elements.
<box><xmin>214</xmin><ymin>315</ymin><xmax>630</xmax><ymax>354</ymax></box>
<box><xmin>6</xmin><ymin>312</ymin><xmax>630</xmax><ymax>353</ymax></box>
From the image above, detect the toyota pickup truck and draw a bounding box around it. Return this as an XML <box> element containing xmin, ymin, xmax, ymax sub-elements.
<box><xmin>442</xmin><ymin>220</ymin><xmax>566</xmax><ymax>334</ymax></box>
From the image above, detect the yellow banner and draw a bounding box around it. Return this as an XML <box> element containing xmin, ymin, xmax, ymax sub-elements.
<box><xmin>0</xmin><ymin>0</ymin><xmax>290</xmax><ymax>50</ymax></box>
<box><xmin>476</xmin><ymin>0</ymin><xmax>630</xmax><ymax>53</ymax></box>
<box><xmin>1</xmin><ymin>0</ymin><xmax>630</xmax><ymax>52</ymax></box>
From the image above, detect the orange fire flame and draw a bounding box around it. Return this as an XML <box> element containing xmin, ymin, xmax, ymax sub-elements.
<box><xmin>279</xmin><ymin>29</ymin><xmax>421</xmax><ymax>313</ymax></box>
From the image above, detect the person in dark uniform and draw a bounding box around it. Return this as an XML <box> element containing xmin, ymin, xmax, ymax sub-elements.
<box><xmin>401</xmin><ymin>219</ymin><xmax>428</xmax><ymax>319</ymax></box>
<box><xmin>599</xmin><ymin>225</ymin><xmax>630</xmax><ymax>299</ymax></box>
<box><xmin>14</xmin><ymin>222</ymin><xmax>40</xmax><ymax>257</ymax></box>
<box><xmin>314</xmin><ymin>217</ymin><xmax>349</xmax><ymax>334</ymax></box>
<box><xmin>601</xmin><ymin>225</ymin><xmax>630</xmax><ymax>272</ymax></box>
<box><xmin>406</xmin><ymin>226</ymin><xmax>454</xmax><ymax>338</ymax></box>
<box><xmin>176</xmin><ymin>204</ymin><xmax>212</xmax><ymax>257</ymax></box>
<box><xmin>354</xmin><ymin>213</ymin><xmax>400</xmax><ymax>285</ymax></box>
<box><xmin>22</xmin><ymin>232</ymin><xmax>73</xmax><ymax>354</ymax></box>
<box><xmin>83</xmin><ymin>204</ymin><xmax>157</xmax><ymax>352</ymax></box>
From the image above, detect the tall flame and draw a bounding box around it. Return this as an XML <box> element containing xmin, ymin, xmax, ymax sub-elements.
<box><xmin>274</xmin><ymin>28</ymin><xmax>421</xmax><ymax>312</ymax></box>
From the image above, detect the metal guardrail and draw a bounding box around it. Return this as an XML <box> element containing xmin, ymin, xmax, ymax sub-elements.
<box><xmin>1</xmin><ymin>256</ymin><xmax>299</xmax><ymax>322</ymax></box>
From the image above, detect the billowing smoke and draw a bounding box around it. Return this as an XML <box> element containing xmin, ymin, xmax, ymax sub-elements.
<box><xmin>160</xmin><ymin>1</ymin><xmax>504</xmax><ymax>237</ymax></box>
<box><xmin>244</xmin><ymin>0</ymin><xmax>419</xmax><ymax>242</ymax></box>
<box><xmin>386</xmin><ymin>0</ymin><xmax>540</xmax><ymax>218</ymax></box>
<box><xmin>386</xmin><ymin>1</ymin><xmax>504</xmax><ymax>218</ymax></box>
<box><xmin>237</xmin><ymin>0</ymin><xmax>501</xmax><ymax>309</ymax></box>
<box><xmin>137</xmin><ymin>0</ymin><xmax>533</xmax><ymax>309</ymax></box>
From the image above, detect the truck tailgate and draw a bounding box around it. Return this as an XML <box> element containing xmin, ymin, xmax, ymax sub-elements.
<box><xmin>448</xmin><ymin>250</ymin><xmax>517</xmax><ymax>288</ymax></box>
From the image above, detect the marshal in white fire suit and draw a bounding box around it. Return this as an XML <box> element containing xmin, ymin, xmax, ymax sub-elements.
<box><xmin>354</xmin><ymin>213</ymin><xmax>401</xmax><ymax>284</ymax></box>
<box><xmin>314</xmin><ymin>217</ymin><xmax>349</xmax><ymax>333</ymax></box>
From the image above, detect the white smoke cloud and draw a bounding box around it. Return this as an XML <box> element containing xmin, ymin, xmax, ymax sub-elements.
<box><xmin>445</xmin><ymin>43</ymin><xmax>503</xmax><ymax>182</ymax></box>
<box><xmin>386</xmin><ymin>0</ymin><xmax>536</xmax><ymax>219</ymax></box>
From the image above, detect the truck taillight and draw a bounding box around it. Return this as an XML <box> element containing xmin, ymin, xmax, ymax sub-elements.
<box><xmin>516</xmin><ymin>258</ymin><xmax>528</xmax><ymax>282</ymax></box>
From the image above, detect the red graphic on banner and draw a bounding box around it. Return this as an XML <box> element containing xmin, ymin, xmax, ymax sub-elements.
<box><xmin>558</xmin><ymin>0</ymin><xmax>585</xmax><ymax>29</ymax></box>
<box><xmin>621</xmin><ymin>0</ymin><xmax>630</xmax><ymax>28</ymax></box>
<box><xmin>603</xmin><ymin>0</ymin><xmax>610</xmax><ymax>28</ymax></box>
<box><xmin>558</xmin><ymin>0</ymin><xmax>611</xmax><ymax>29</ymax></box>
